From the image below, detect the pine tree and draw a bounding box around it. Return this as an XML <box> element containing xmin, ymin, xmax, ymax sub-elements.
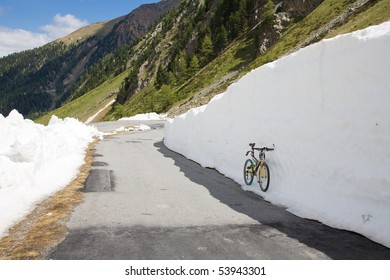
<box><xmin>239</xmin><ymin>0</ymin><xmax>249</xmax><ymax>32</ymax></box>
<box><xmin>188</xmin><ymin>55</ymin><xmax>200</xmax><ymax>76</ymax></box>
<box><xmin>229</xmin><ymin>11</ymin><xmax>241</xmax><ymax>38</ymax></box>
<box><xmin>176</xmin><ymin>50</ymin><xmax>188</xmax><ymax>83</ymax></box>
<box><xmin>199</xmin><ymin>34</ymin><xmax>214</xmax><ymax>65</ymax></box>
<box><xmin>156</xmin><ymin>65</ymin><xmax>168</xmax><ymax>89</ymax></box>
<box><xmin>215</xmin><ymin>25</ymin><xmax>229</xmax><ymax>52</ymax></box>
<box><xmin>263</xmin><ymin>0</ymin><xmax>276</xmax><ymax>25</ymax></box>
<box><xmin>167</xmin><ymin>71</ymin><xmax>176</xmax><ymax>85</ymax></box>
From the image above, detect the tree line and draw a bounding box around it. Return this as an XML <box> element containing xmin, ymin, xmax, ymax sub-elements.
<box><xmin>114</xmin><ymin>0</ymin><xmax>276</xmax><ymax>115</ymax></box>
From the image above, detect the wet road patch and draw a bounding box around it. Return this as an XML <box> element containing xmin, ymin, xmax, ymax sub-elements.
<box><xmin>84</xmin><ymin>169</ymin><xmax>114</xmax><ymax>192</ymax></box>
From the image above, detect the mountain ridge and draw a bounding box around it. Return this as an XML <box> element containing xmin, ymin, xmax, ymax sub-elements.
<box><xmin>0</xmin><ymin>0</ymin><xmax>181</xmax><ymax>118</ymax></box>
<box><xmin>107</xmin><ymin>0</ymin><xmax>389</xmax><ymax>119</ymax></box>
<box><xmin>1</xmin><ymin>0</ymin><xmax>389</xmax><ymax>123</ymax></box>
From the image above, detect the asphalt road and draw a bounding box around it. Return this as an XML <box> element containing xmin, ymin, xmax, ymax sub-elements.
<box><xmin>48</xmin><ymin>120</ymin><xmax>390</xmax><ymax>259</ymax></box>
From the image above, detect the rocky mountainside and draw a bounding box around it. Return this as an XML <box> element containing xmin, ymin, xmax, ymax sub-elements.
<box><xmin>36</xmin><ymin>0</ymin><xmax>389</xmax><ymax>124</ymax></box>
<box><xmin>0</xmin><ymin>0</ymin><xmax>180</xmax><ymax>118</ymax></box>
<box><xmin>107</xmin><ymin>0</ymin><xmax>327</xmax><ymax>119</ymax></box>
<box><xmin>282</xmin><ymin>0</ymin><xmax>324</xmax><ymax>16</ymax></box>
<box><xmin>106</xmin><ymin>0</ymin><xmax>360</xmax><ymax>119</ymax></box>
<box><xmin>2</xmin><ymin>0</ymin><xmax>388</xmax><ymax>122</ymax></box>
<box><xmin>108</xmin><ymin>1</ymin><xmax>181</xmax><ymax>47</ymax></box>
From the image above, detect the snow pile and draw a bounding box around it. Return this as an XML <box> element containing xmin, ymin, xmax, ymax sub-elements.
<box><xmin>0</xmin><ymin>110</ymin><xmax>100</xmax><ymax>236</ymax></box>
<box><xmin>105</xmin><ymin>124</ymin><xmax>152</xmax><ymax>135</ymax></box>
<box><xmin>138</xmin><ymin>124</ymin><xmax>152</xmax><ymax>131</ymax></box>
<box><xmin>164</xmin><ymin>22</ymin><xmax>390</xmax><ymax>247</ymax></box>
<box><xmin>119</xmin><ymin>112</ymin><xmax>167</xmax><ymax>121</ymax></box>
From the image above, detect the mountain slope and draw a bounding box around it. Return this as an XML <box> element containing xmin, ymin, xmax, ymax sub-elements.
<box><xmin>0</xmin><ymin>0</ymin><xmax>180</xmax><ymax>118</ymax></box>
<box><xmin>103</xmin><ymin>0</ymin><xmax>389</xmax><ymax>120</ymax></box>
<box><xmin>26</xmin><ymin>0</ymin><xmax>390</xmax><ymax>123</ymax></box>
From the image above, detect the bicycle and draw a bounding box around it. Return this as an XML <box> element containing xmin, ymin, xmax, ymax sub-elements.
<box><xmin>243</xmin><ymin>143</ymin><xmax>274</xmax><ymax>192</ymax></box>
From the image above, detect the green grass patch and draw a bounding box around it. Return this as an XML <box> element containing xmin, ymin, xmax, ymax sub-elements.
<box><xmin>113</xmin><ymin>35</ymin><xmax>256</xmax><ymax>119</ymax></box>
<box><xmin>246</xmin><ymin>0</ymin><xmax>357</xmax><ymax>72</ymax></box>
<box><xmin>327</xmin><ymin>0</ymin><xmax>390</xmax><ymax>37</ymax></box>
<box><xmin>46</xmin><ymin>0</ymin><xmax>390</xmax><ymax>121</ymax></box>
<box><xmin>36</xmin><ymin>71</ymin><xmax>128</xmax><ymax>125</ymax></box>
<box><xmin>176</xmin><ymin>36</ymin><xmax>255</xmax><ymax>100</ymax></box>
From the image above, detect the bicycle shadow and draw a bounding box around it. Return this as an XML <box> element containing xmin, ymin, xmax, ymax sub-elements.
<box><xmin>154</xmin><ymin>140</ymin><xmax>390</xmax><ymax>260</ymax></box>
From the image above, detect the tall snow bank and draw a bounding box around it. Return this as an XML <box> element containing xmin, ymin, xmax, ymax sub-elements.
<box><xmin>164</xmin><ymin>22</ymin><xmax>390</xmax><ymax>247</ymax></box>
<box><xmin>0</xmin><ymin>110</ymin><xmax>100</xmax><ymax>236</ymax></box>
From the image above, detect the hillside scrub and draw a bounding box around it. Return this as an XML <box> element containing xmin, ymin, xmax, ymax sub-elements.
<box><xmin>32</xmin><ymin>0</ymin><xmax>390</xmax><ymax>122</ymax></box>
<box><xmin>110</xmin><ymin>0</ymin><xmax>389</xmax><ymax>120</ymax></box>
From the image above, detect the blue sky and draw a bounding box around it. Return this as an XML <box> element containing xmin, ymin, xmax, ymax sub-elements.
<box><xmin>0</xmin><ymin>0</ymin><xmax>159</xmax><ymax>57</ymax></box>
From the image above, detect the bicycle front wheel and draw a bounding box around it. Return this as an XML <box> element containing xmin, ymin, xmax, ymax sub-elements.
<box><xmin>258</xmin><ymin>162</ymin><xmax>270</xmax><ymax>192</ymax></box>
<box><xmin>243</xmin><ymin>159</ymin><xmax>255</xmax><ymax>185</ymax></box>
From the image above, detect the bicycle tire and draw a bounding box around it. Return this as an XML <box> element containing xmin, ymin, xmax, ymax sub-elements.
<box><xmin>258</xmin><ymin>162</ymin><xmax>270</xmax><ymax>192</ymax></box>
<box><xmin>243</xmin><ymin>159</ymin><xmax>255</xmax><ymax>185</ymax></box>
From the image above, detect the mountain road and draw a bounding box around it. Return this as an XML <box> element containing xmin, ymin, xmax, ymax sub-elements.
<box><xmin>48</xmin><ymin>120</ymin><xmax>390</xmax><ymax>259</ymax></box>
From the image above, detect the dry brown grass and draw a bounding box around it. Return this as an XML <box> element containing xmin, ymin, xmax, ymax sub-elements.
<box><xmin>0</xmin><ymin>139</ymin><xmax>99</xmax><ymax>260</ymax></box>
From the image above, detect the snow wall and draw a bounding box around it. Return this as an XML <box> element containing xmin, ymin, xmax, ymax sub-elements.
<box><xmin>164</xmin><ymin>22</ymin><xmax>390</xmax><ymax>247</ymax></box>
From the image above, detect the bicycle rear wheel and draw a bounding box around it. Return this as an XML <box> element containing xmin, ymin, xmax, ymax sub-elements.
<box><xmin>243</xmin><ymin>159</ymin><xmax>255</xmax><ymax>185</ymax></box>
<box><xmin>258</xmin><ymin>162</ymin><xmax>270</xmax><ymax>192</ymax></box>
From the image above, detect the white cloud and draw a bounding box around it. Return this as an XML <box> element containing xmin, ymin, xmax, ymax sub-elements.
<box><xmin>41</xmin><ymin>14</ymin><xmax>88</xmax><ymax>40</ymax></box>
<box><xmin>0</xmin><ymin>14</ymin><xmax>88</xmax><ymax>58</ymax></box>
<box><xmin>0</xmin><ymin>27</ymin><xmax>48</xmax><ymax>57</ymax></box>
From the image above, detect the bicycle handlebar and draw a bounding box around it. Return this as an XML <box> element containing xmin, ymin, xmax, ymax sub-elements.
<box><xmin>247</xmin><ymin>143</ymin><xmax>275</xmax><ymax>153</ymax></box>
<box><xmin>255</xmin><ymin>147</ymin><xmax>274</xmax><ymax>152</ymax></box>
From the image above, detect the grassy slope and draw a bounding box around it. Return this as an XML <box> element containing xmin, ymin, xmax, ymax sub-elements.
<box><xmin>176</xmin><ymin>36</ymin><xmax>255</xmax><ymax>101</ymax></box>
<box><xmin>55</xmin><ymin>16</ymin><xmax>122</xmax><ymax>46</ymax></box>
<box><xmin>171</xmin><ymin>0</ymin><xmax>390</xmax><ymax>114</ymax></box>
<box><xmin>327</xmin><ymin>0</ymin><xmax>390</xmax><ymax>37</ymax></box>
<box><xmin>115</xmin><ymin>33</ymin><xmax>256</xmax><ymax>118</ymax></box>
<box><xmin>37</xmin><ymin>0</ymin><xmax>390</xmax><ymax>123</ymax></box>
<box><xmin>55</xmin><ymin>22</ymin><xmax>107</xmax><ymax>46</ymax></box>
<box><xmin>120</xmin><ymin>0</ymin><xmax>363</xmax><ymax>117</ymax></box>
<box><xmin>36</xmin><ymin>71</ymin><xmax>128</xmax><ymax>125</ymax></box>
<box><xmin>247</xmin><ymin>0</ymin><xmax>357</xmax><ymax>71</ymax></box>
